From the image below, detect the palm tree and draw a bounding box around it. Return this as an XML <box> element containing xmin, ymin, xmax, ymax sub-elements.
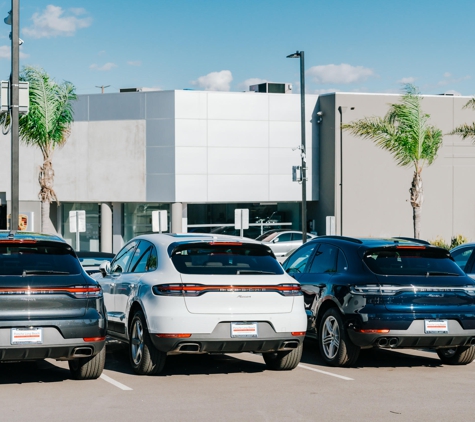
<box><xmin>2</xmin><ymin>66</ymin><xmax>76</xmax><ymax>234</ymax></box>
<box><xmin>450</xmin><ymin>98</ymin><xmax>475</xmax><ymax>140</ymax></box>
<box><xmin>342</xmin><ymin>84</ymin><xmax>443</xmax><ymax>239</ymax></box>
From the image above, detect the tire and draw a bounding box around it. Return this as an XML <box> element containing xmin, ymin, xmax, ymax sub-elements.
<box><xmin>318</xmin><ymin>308</ymin><xmax>360</xmax><ymax>367</ymax></box>
<box><xmin>263</xmin><ymin>342</ymin><xmax>303</xmax><ymax>370</ymax></box>
<box><xmin>437</xmin><ymin>346</ymin><xmax>475</xmax><ymax>365</ymax></box>
<box><xmin>69</xmin><ymin>345</ymin><xmax>106</xmax><ymax>380</ymax></box>
<box><xmin>129</xmin><ymin>310</ymin><xmax>166</xmax><ymax>375</ymax></box>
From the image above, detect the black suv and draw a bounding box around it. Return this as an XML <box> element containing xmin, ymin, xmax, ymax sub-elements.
<box><xmin>283</xmin><ymin>236</ymin><xmax>475</xmax><ymax>367</ymax></box>
<box><xmin>0</xmin><ymin>230</ymin><xmax>106</xmax><ymax>379</ymax></box>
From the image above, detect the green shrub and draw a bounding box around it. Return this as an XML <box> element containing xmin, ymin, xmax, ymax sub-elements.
<box><xmin>429</xmin><ymin>235</ymin><xmax>468</xmax><ymax>250</ymax></box>
<box><xmin>429</xmin><ymin>236</ymin><xmax>450</xmax><ymax>250</ymax></box>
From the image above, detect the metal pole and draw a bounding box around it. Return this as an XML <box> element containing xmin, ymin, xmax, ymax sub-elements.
<box><xmin>75</xmin><ymin>211</ymin><xmax>80</xmax><ymax>251</ymax></box>
<box><xmin>10</xmin><ymin>0</ymin><xmax>19</xmax><ymax>232</ymax></box>
<box><xmin>299</xmin><ymin>52</ymin><xmax>307</xmax><ymax>244</ymax></box>
<box><xmin>338</xmin><ymin>106</ymin><xmax>343</xmax><ymax>235</ymax></box>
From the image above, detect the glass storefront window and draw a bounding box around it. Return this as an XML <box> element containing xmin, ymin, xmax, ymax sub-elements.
<box><xmin>61</xmin><ymin>203</ymin><xmax>100</xmax><ymax>252</ymax></box>
<box><xmin>123</xmin><ymin>203</ymin><xmax>169</xmax><ymax>241</ymax></box>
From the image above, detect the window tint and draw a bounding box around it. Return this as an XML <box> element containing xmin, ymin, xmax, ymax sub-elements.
<box><xmin>283</xmin><ymin>242</ymin><xmax>317</xmax><ymax>274</ymax></box>
<box><xmin>276</xmin><ymin>233</ymin><xmax>292</xmax><ymax>242</ymax></box>
<box><xmin>363</xmin><ymin>247</ymin><xmax>465</xmax><ymax>276</ymax></box>
<box><xmin>0</xmin><ymin>242</ymin><xmax>82</xmax><ymax>276</ymax></box>
<box><xmin>309</xmin><ymin>243</ymin><xmax>337</xmax><ymax>274</ymax></box>
<box><xmin>130</xmin><ymin>241</ymin><xmax>158</xmax><ymax>273</ymax></box>
<box><xmin>171</xmin><ymin>243</ymin><xmax>283</xmax><ymax>275</ymax></box>
<box><xmin>292</xmin><ymin>233</ymin><xmax>302</xmax><ymax>241</ymax></box>
<box><xmin>110</xmin><ymin>241</ymin><xmax>137</xmax><ymax>273</ymax></box>
<box><xmin>451</xmin><ymin>247</ymin><xmax>474</xmax><ymax>271</ymax></box>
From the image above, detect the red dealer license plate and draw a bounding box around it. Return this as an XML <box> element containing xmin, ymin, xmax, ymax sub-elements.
<box><xmin>424</xmin><ymin>320</ymin><xmax>448</xmax><ymax>334</ymax></box>
<box><xmin>231</xmin><ymin>322</ymin><xmax>258</xmax><ymax>338</ymax></box>
<box><xmin>11</xmin><ymin>328</ymin><xmax>43</xmax><ymax>344</ymax></box>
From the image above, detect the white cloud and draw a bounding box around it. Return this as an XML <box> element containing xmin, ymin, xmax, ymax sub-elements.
<box><xmin>307</xmin><ymin>63</ymin><xmax>374</xmax><ymax>84</ymax></box>
<box><xmin>437</xmin><ymin>74</ymin><xmax>470</xmax><ymax>87</ymax></box>
<box><xmin>191</xmin><ymin>70</ymin><xmax>233</xmax><ymax>91</ymax></box>
<box><xmin>397</xmin><ymin>77</ymin><xmax>416</xmax><ymax>84</ymax></box>
<box><xmin>23</xmin><ymin>5</ymin><xmax>92</xmax><ymax>38</ymax></box>
<box><xmin>90</xmin><ymin>62</ymin><xmax>117</xmax><ymax>71</ymax></box>
<box><xmin>141</xmin><ymin>86</ymin><xmax>162</xmax><ymax>92</ymax></box>
<box><xmin>127</xmin><ymin>61</ymin><xmax>142</xmax><ymax>67</ymax></box>
<box><xmin>0</xmin><ymin>45</ymin><xmax>28</xmax><ymax>59</ymax></box>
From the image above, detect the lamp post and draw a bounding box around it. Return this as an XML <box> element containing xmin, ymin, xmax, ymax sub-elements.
<box><xmin>5</xmin><ymin>0</ymin><xmax>19</xmax><ymax>232</ymax></box>
<box><xmin>287</xmin><ymin>50</ymin><xmax>307</xmax><ymax>244</ymax></box>
<box><xmin>337</xmin><ymin>105</ymin><xmax>354</xmax><ymax>236</ymax></box>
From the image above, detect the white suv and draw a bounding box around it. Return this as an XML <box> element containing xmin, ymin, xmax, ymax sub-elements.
<box><xmin>96</xmin><ymin>233</ymin><xmax>307</xmax><ymax>375</ymax></box>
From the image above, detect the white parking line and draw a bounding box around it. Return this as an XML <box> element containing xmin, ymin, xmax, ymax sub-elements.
<box><xmin>100</xmin><ymin>373</ymin><xmax>133</xmax><ymax>390</ymax></box>
<box><xmin>298</xmin><ymin>364</ymin><xmax>354</xmax><ymax>381</ymax></box>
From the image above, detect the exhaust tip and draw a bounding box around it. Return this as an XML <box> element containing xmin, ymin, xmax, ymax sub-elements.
<box><xmin>72</xmin><ymin>347</ymin><xmax>93</xmax><ymax>357</ymax></box>
<box><xmin>377</xmin><ymin>337</ymin><xmax>388</xmax><ymax>347</ymax></box>
<box><xmin>280</xmin><ymin>341</ymin><xmax>299</xmax><ymax>350</ymax></box>
<box><xmin>469</xmin><ymin>337</ymin><xmax>475</xmax><ymax>346</ymax></box>
<box><xmin>175</xmin><ymin>343</ymin><xmax>201</xmax><ymax>353</ymax></box>
<box><xmin>389</xmin><ymin>337</ymin><xmax>399</xmax><ymax>347</ymax></box>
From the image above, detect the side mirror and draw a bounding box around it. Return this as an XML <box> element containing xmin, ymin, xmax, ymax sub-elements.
<box><xmin>99</xmin><ymin>261</ymin><xmax>111</xmax><ymax>277</ymax></box>
<box><xmin>272</xmin><ymin>238</ymin><xmax>280</xmax><ymax>243</ymax></box>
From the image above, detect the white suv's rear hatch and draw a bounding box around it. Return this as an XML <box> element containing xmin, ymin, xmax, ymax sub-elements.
<box><xmin>169</xmin><ymin>240</ymin><xmax>301</xmax><ymax>314</ymax></box>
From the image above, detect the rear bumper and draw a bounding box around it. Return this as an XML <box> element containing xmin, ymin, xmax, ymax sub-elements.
<box><xmin>150</xmin><ymin>321</ymin><xmax>305</xmax><ymax>354</ymax></box>
<box><xmin>0</xmin><ymin>340</ymin><xmax>105</xmax><ymax>361</ymax></box>
<box><xmin>348</xmin><ymin>319</ymin><xmax>475</xmax><ymax>349</ymax></box>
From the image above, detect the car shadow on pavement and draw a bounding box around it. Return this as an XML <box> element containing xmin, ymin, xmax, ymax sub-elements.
<box><xmin>0</xmin><ymin>360</ymin><xmax>71</xmax><ymax>385</ymax></box>
<box><xmin>300</xmin><ymin>338</ymin><xmax>443</xmax><ymax>369</ymax></box>
<box><xmin>105</xmin><ymin>341</ymin><xmax>266</xmax><ymax>377</ymax></box>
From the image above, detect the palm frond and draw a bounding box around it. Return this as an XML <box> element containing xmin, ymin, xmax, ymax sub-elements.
<box><xmin>450</xmin><ymin>123</ymin><xmax>475</xmax><ymax>140</ymax></box>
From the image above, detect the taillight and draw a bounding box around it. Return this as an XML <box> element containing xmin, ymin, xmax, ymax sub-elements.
<box><xmin>357</xmin><ymin>329</ymin><xmax>390</xmax><ymax>334</ymax></box>
<box><xmin>83</xmin><ymin>336</ymin><xmax>106</xmax><ymax>342</ymax></box>
<box><xmin>152</xmin><ymin>284</ymin><xmax>301</xmax><ymax>297</ymax></box>
<box><xmin>291</xmin><ymin>331</ymin><xmax>306</xmax><ymax>336</ymax></box>
<box><xmin>0</xmin><ymin>285</ymin><xmax>102</xmax><ymax>298</ymax></box>
<box><xmin>156</xmin><ymin>333</ymin><xmax>191</xmax><ymax>338</ymax></box>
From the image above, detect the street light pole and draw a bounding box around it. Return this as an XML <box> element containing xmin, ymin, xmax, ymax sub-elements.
<box><xmin>8</xmin><ymin>0</ymin><xmax>19</xmax><ymax>232</ymax></box>
<box><xmin>287</xmin><ymin>51</ymin><xmax>307</xmax><ymax>244</ymax></box>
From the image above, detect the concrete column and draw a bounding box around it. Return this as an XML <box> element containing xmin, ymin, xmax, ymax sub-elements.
<box><xmin>100</xmin><ymin>203</ymin><xmax>113</xmax><ymax>253</ymax></box>
<box><xmin>112</xmin><ymin>202</ymin><xmax>124</xmax><ymax>253</ymax></box>
<box><xmin>171</xmin><ymin>202</ymin><xmax>183</xmax><ymax>233</ymax></box>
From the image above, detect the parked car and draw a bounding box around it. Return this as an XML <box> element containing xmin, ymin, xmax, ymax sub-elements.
<box><xmin>282</xmin><ymin>235</ymin><xmax>475</xmax><ymax>367</ymax></box>
<box><xmin>76</xmin><ymin>251</ymin><xmax>115</xmax><ymax>275</ymax></box>
<box><xmin>256</xmin><ymin>229</ymin><xmax>317</xmax><ymax>258</ymax></box>
<box><xmin>95</xmin><ymin>233</ymin><xmax>307</xmax><ymax>375</ymax></box>
<box><xmin>0</xmin><ymin>230</ymin><xmax>106</xmax><ymax>379</ymax></box>
<box><xmin>451</xmin><ymin>243</ymin><xmax>475</xmax><ymax>276</ymax></box>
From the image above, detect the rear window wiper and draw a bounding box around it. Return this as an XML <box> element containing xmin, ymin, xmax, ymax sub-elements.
<box><xmin>426</xmin><ymin>271</ymin><xmax>460</xmax><ymax>277</ymax></box>
<box><xmin>22</xmin><ymin>270</ymin><xmax>70</xmax><ymax>276</ymax></box>
<box><xmin>236</xmin><ymin>270</ymin><xmax>276</xmax><ymax>275</ymax></box>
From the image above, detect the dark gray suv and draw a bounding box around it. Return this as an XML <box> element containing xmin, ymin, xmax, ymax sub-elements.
<box><xmin>0</xmin><ymin>230</ymin><xmax>106</xmax><ymax>379</ymax></box>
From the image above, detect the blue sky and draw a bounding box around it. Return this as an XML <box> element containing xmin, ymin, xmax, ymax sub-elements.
<box><xmin>0</xmin><ymin>0</ymin><xmax>474</xmax><ymax>95</ymax></box>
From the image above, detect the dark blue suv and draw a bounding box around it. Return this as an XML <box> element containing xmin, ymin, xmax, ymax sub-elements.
<box><xmin>283</xmin><ymin>236</ymin><xmax>475</xmax><ymax>367</ymax></box>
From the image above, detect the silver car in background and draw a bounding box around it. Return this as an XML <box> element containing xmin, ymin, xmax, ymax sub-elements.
<box><xmin>256</xmin><ymin>229</ymin><xmax>317</xmax><ymax>259</ymax></box>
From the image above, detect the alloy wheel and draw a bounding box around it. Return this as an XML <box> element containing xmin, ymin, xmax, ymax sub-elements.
<box><xmin>131</xmin><ymin>318</ymin><xmax>144</xmax><ymax>365</ymax></box>
<box><xmin>321</xmin><ymin>315</ymin><xmax>340</xmax><ymax>359</ymax></box>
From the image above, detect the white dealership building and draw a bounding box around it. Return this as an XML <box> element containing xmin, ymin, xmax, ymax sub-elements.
<box><xmin>1</xmin><ymin>86</ymin><xmax>474</xmax><ymax>252</ymax></box>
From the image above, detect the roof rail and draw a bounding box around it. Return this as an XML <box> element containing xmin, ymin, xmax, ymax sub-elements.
<box><xmin>317</xmin><ymin>235</ymin><xmax>363</xmax><ymax>244</ymax></box>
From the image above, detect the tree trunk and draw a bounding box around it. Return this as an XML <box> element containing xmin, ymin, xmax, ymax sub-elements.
<box><xmin>409</xmin><ymin>171</ymin><xmax>423</xmax><ymax>239</ymax></box>
<box><xmin>41</xmin><ymin>200</ymin><xmax>58</xmax><ymax>235</ymax></box>
<box><xmin>39</xmin><ymin>157</ymin><xmax>59</xmax><ymax>235</ymax></box>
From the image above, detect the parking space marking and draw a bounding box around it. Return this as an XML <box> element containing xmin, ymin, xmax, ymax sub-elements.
<box><xmin>298</xmin><ymin>364</ymin><xmax>354</xmax><ymax>381</ymax></box>
<box><xmin>100</xmin><ymin>373</ymin><xmax>133</xmax><ymax>390</ymax></box>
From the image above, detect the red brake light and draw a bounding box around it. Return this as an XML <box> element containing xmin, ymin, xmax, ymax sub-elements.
<box><xmin>0</xmin><ymin>239</ymin><xmax>37</xmax><ymax>244</ymax></box>
<box><xmin>153</xmin><ymin>284</ymin><xmax>301</xmax><ymax>297</ymax></box>
<box><xmin>83</xmin><ymin>337</ymin><xmax>106</xmax><ymax>342</ymax></box>
<box><xmin>358</xmin><ymin>329</ymin><xmax>390</xmax><ymax>334</ymax></box>
<box><xmin>0</xmin><ymin>286</ymin><xmax>102</xmax><ymax>298</ymax></box>
<box><xmin>156</xmin><ymin>334</ymin><xmax>191</xmax><ymax>338</ymax></box>
<box><xmin>208</xmin><ymin>242</ymin><xmax>243</xmax><ymax>246</ymax></box>
<box><xmin>395</xmin><ymin>246</ymin><xmax>426</xmax><ymax>249</ymax></box>
<box><xmin>291</xmin><ymin>331</ymin><xmax>306</xmax><ymax>336</ymax></box>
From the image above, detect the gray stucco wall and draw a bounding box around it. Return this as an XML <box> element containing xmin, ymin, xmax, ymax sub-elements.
<box><xmin>318</xmin><ymin>92</ymin><xmax>475</xmax><ymax>242</ymax></box>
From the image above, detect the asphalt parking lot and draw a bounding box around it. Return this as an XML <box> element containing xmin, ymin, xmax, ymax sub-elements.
<box><xmin>1</xmin><ymin>339</ymin><xmax>474</xmax><ymax>422</ymax></box>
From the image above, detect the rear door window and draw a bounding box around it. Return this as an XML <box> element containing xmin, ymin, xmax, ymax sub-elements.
<box><xmin>451</xmin><ymin>246</ymin><xmax>475</xmax><ymax>272</ymax></box>
<box><xmin>110</xmin><ymin>241</ymin><xmax>137</xmax><ymax>273</ymax></box>
<box><xmin>363</xmin><ymin>247</ymin><xmax>465</xmax><ymax>276</ymax></box>
<box><xmin>171</xmin><ymin>242</ymin><xmax>283</xmax><ymax>275</ymax></box>
<box><xmin>283</xmin><ymin>242</ymin><xmax>317</xmax><ymax>274</ymax></box>
<box><xmin>308</xmin><ymin>243</ymin><xmax>337</xmax><ymax>274</ymax></box>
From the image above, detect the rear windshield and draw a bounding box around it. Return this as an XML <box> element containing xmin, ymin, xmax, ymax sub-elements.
<box><xmin>363</xmin><ymin>247</ymin><xmax>465</xmax><ymax>276</ymax></box>
<box><xmin>170</xmin><ymin>243</ymin><xmax>284</xmax><ymax>275</ymax></box>
<box><xmin>0</xmin><ymin>242</ymin><xmax>82</xmax><ymax>276</ymax></box>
